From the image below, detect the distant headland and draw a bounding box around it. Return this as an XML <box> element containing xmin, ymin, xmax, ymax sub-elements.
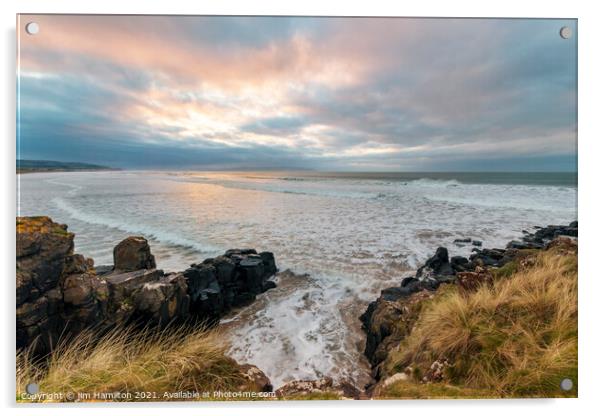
<box><xmin>17</xmin><ymin>159</ymin><xmax>118</xmax><ymax>174</ymax></box>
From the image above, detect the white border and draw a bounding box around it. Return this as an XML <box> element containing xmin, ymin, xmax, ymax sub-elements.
<box><xmin>2</xmin><ymin>1</ymin><xmax>601</xmax><ymax>415</ymax></box>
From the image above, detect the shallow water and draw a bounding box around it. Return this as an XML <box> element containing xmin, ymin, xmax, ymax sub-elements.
<box><xmin>17</xmin><ymin>170</ymin><xmax>577</xmax><ymax>387</ymax></box>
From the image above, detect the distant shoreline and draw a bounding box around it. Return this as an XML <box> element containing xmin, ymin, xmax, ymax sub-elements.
<box><xmin>16</xmin><ymin>159</ymin><xmax>118</xmax><ymax>174</ymax></box>
<box><xmin>17</xmin><ymin>168</ymin><xmax>120</xmax><ymax>174</ymax></box>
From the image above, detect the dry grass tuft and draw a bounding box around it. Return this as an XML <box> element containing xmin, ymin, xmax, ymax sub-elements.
<box><xmin>383</xmin><ymin>246</ymin><xmax>577</xmax><ymax>398</ymax></box>
<box><xmin>17</xmin><ymin>324</ymin><xmax>250</xmax><ymax>402</ymax></box>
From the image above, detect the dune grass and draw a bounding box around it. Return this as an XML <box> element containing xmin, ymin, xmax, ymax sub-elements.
<box><xmin>380</xmin><ymin>379</ymin><xmax>496</xmax><ymax>399</ymax></box>
<box><xmin>17</xmin><ymin>324</ymin><xmax>256</xmax><ymax>402</ymax></box>
<box><xmin>380</xmin><ymin>243</ymin><xmax>578</xmax><ymax>399</ymax></box>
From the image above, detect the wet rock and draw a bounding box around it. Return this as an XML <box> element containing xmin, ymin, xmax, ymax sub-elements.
<box><xmin>470</xmin><ymin>248</ymin><xmax>507</xmax><ymax>267</ymax></box>
<box><xmin>113</xmin><ymin>236</ymin><xmax>156</xmax><ymax>271</ymax></box>
<box><xmin>521</xmin><ymin>223</ymin><xmax>578</xmax><ymax>246</ymax></box>
<box><xmin>450</xmin><ymin>255</ymin><xmax>472</xmax><ymax>272</ymax></box>
<box><xmin>380</xmin><ymin>286</ymin><xmax>406</xmax><ymax>301</ymax></box>
<box><xmin>416</xmin><ymin>247</ymin><xmax>454</xmax><ymax>280</ymax></box>
<box><xmin>225</xmin><ymin>248</ymin><xmax>257</xmax><ymax>256</ymax></box>
<box><xmin>453</xmin><ymin>237</ymin><xmax>471</xmax><ymax>245</ymax></box>
<box><xmin>400</xmin><ymin>276</ymin><xmax>417</xmax><ymax>287</ymax></box>
<box><xmin>259</xmin><ymin>251</ymin><xmax>277</xmax><ymax>276</ymax></box>
<box><xmin>361</xmin><ymin>289</ymin><xmax>435</xmax><ymax>368</ymax></box>
<box><xmin>506</xmin><ymin>240</ymin><xmax>543</xmax><ymax>250</ymax></box>
<box><xmin>472</xmin><ymin>240</ymin><xmax>482</xmax><ymax>247</ymax></box>
<box><xmin>209</xmin><ymin>255</ymin><xmax>236</xmax><ymax>285</ymax></box>
<box><xmin>184</xmin><ymin>249</ymin><xmax>278</xmax><ymax>324</ymax></box>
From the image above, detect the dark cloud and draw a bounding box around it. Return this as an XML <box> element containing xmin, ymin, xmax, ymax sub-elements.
<box><xmin>18</xmin><ymin>16</ymin><xmax>577</xmax><ymax>171</ymax></box>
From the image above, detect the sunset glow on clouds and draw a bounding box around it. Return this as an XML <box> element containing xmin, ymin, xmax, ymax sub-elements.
<box><xmin>18</xmin><ymin>15</ymin><xmax>577</xmax><ymax>170</ymax></box>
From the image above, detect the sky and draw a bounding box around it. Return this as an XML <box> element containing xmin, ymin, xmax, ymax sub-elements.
<box><xmin>17</xmin><ymin>15</ymin><xmax>577</xmax><ymax>171</ymax></box>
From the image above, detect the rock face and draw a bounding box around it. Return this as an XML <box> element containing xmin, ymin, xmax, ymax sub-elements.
<box><xmin>16</xmin><ymin>217</ymin><xmax>278</xmax><ymax>355</ymax></box>
<box><xmin>416</xmin><ymin>247</ymin><xmax>454</xmax><ymax>282</ymax></box>
<box><xmin>360</xmin><ymin>288</ymin><xmax>435</xmax><ymax>376</ymax></box>
<box><xmin>113</xmin><ymin>236</ymin><xmax>156</xmax><ymax>271</ymax></box>
<box><xmin>360</xmin><ymin>221</ymin><xmax>578</xmax><ymax>384</ymax></box>
<box><xmin>17</xmin><ymin>216</ymin><xmax>74</xmax><ymax>305</ymax></box>
<box><xmin>183</xmin><ymin>249</ymin><xmax>278</xmax><ymax>324</ymax></box>
<box><xmin>17</xmin><ymin>217</ymin><xmax>108</xmax><ymax>353</ymax></box>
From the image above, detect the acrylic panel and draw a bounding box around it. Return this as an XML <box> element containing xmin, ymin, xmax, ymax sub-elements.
<box><xmin>16</xmin><ymin>15</ymin><xmax>578</xmax><ymax>402</ymax></box>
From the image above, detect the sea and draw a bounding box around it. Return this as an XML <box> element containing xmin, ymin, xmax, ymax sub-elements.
<box><xmin>17</xmin><ymin>170</ymin><xmax>577</xmax><ymax>388</ymax></box>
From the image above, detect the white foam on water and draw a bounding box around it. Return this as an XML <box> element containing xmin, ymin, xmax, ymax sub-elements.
<box><xmin>223</xmin><ymin>269</ymin><xmax>375</xmax><ymax>387</ymax></box>
<box><xmin>52</xmin><ymin>196</ymin><xmax>222</xmax><ymax>257</ymax></box>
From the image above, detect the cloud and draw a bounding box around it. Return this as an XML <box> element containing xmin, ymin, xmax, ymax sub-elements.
<box><xmin>18</xmin><ymin>16</ymin><xmax>577</xmax><ymax>170</ymax></box>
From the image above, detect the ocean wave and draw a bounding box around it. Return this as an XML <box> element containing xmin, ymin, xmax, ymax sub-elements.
<box><xmin>52</xmin><ymin>197</ymin><xmax>221</xmax><ymax>255</ymax></box>
<box><xmin>405</xmin><ymin>178</ymin><xmax>463</xmax><ymax>188</ymax></box>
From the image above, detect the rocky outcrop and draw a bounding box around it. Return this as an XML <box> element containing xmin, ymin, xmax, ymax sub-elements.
<box><xmin>113</xmin><ymin>236</ymin><xmax>156</xmax><ymax>271</ymax></box>
<box><xmin>508</xmin><ymin>221</ymin><xmax>578</xmax><ymax>250</ymax></box>
<box><xmin>17</xmin><ymin>217</ymin><xmax>108</xmax><ymax>353</ymax></box>
<box><xmin>360</xmin><ymin>221</ymin><xmax>578</xmax><ymax>385</ymax></box>
<box><xmin>183</xmin><ymin>249</ymin><xmax>278</xmax><ymax>324</ymax></box>
<box><xmin>17</xmin><ymin>217</ymin><xmax>74</xmax><ymax>305</ymax></box>
<box><xmin>16</xmin><ymin>216</ymin><xmax>278</xmax><ymax>355</ymax></box>
<box><xmin>360</xmin><ymin>288</ymin><xmax>435</xmax><ymax>376</ymax></box>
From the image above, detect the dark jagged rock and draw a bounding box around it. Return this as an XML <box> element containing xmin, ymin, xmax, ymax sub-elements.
<box><xmin>16</xmin><ymin>217</ymin><xmax>278</xmax><ymax>355</ymax></box>
<box><xmin>360</xmin><ymin>274</ymin><xmax>439</xmax><ymax>367</ymax></box>
<box><xmin>453</xmin><ymin>238</ymin><xmax>471</xmax><ymax>244</ymax></box>
<box><xmin>360</xmin><ymin>289</ymin><xmax>435</xmax><ymax>375</ymax></box>
<box><xmin>470</xmin><ymin>247</ymin><xmax>507</xmax><ymax>267</ymax></box>
<box><xmin>183</xmin><ymin>249</ymin><xmax>278</xmax><ymax>324</ymax></box>
<box><xmin>415</xmin><ymin>247</ymin><xmax>454</xmax><ymax>281</ymax></box>
<box><xmin>521</xmin><ymin>223</ymin><xmax>578</xmax><ymax>247</ymax></box>
<box><xmin>450</xmin><ymin>255</ymin><xmax>471</xmax><ymax>272</ymax></box>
